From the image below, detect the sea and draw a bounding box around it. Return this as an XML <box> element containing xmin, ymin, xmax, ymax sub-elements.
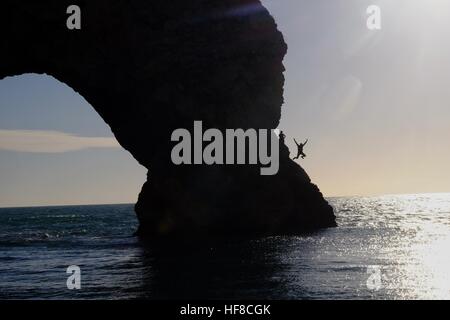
<box><xmin>1</xmin><ymin>193</ymin><xmax>450</xmax><ymax>300</ymax></box>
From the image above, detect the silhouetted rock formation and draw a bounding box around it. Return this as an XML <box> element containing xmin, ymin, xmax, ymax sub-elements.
<box><xmin>1</xmin><ymin>0</ymin><xmax>336</xmax><ymax>238</ymax></box>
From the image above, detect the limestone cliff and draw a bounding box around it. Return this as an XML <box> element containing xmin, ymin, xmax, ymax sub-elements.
<box><xmin>0</xmin><ymin>0</ymin><xmax>336</xmax><ymax>238</ymax></box>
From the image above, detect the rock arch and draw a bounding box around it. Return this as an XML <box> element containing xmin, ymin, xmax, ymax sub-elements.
<box><xmin>0</xmin><ymin>0</ymin><xmax>336</xmax><ymax>238</ymax></box>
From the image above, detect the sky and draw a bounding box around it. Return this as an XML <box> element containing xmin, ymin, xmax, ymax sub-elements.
<box><xmin>1</xmin><ymin>0</ymin><xmax>450</xmax><ymax>206</ymax></box>
<box><xmin>0</xmin><ymin>75</ymin><xmax>146</xmax><ymax>207</ymax></box>
<box><xmin>264</xmin><ymin>0</ymin><xmax>450</xmax><ymax>197</ymax></box>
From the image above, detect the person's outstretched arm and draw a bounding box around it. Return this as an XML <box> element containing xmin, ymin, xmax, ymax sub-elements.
<box><xmin>294</xmin><ymin>138</ymin><xmax>299</xmax><ymax>146</ymax></box>
<box><xmin>303</xmin><ymin>139</ymin><xmax>309</xmax><ymax>146</ymax></box>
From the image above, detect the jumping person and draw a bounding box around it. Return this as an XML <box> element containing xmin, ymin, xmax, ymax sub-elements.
<box><xmin>293</xmin><ymin>138</ymin><xmax>308</xmax><ymax>160</ymax></box>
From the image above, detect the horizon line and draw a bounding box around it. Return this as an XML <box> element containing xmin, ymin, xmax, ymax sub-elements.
<box><xmin>1</xmin><ymin>191</ymin><xmax>450</xmax><ymax>209</ymax></box>
<box><xmin>0</xmin><ymin>201</ymin><xmax>135</xmax><ymax>210</ymax></box>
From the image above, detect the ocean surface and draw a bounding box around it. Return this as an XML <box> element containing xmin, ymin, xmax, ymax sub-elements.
<box><xmin>1</xmin><ymin>194</ymin><xmax>450</xmax><ymax>300</ymax></box>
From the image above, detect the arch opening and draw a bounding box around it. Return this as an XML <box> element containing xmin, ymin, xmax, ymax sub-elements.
<box><xmin>0</xmin><ymin>73</ymin><xmax>146</xmax><ymax>208</ymax></box>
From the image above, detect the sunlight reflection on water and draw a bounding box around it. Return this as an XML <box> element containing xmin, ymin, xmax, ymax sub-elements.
<box><xmin>0</xmin><ymin>194</ymin><xmax>449</xmax><ymax>299</ymax></box>
<box><xmin>332</xmin><ymin>193</ymin><xmax>450</xmax><ymax>299</ymax></box>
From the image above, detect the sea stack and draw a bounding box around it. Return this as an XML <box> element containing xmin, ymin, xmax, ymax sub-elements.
<box><xmin>0</xmin><ymin>0</ymin><xmax>336</xmax><ymax>239</ymax></box>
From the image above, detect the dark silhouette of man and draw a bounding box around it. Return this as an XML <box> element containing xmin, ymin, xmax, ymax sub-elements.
<box><xmin>279</xmin><ymin>130</ymin><xmax>286</xmax><ymax>145</ymax></box>
<box><xmin>293</xmin><ymin>138</ymin><xmax>308</xmax><ymax>160</ymax></box>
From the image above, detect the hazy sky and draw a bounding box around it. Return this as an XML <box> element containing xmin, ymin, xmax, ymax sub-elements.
<box><xmin>264</xmin><ymin>0</ymin><xmax>450</xmax><ymax>197</ymax></box>
<box><xmin>1</xmin><ymin>0</ymin><xmax>450</xmax><ymax>206</ymax></box>
<box><xmin>0</xmin><ymin>75</ymin><xmax>146</xmax><ymax>207</ymax></box>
